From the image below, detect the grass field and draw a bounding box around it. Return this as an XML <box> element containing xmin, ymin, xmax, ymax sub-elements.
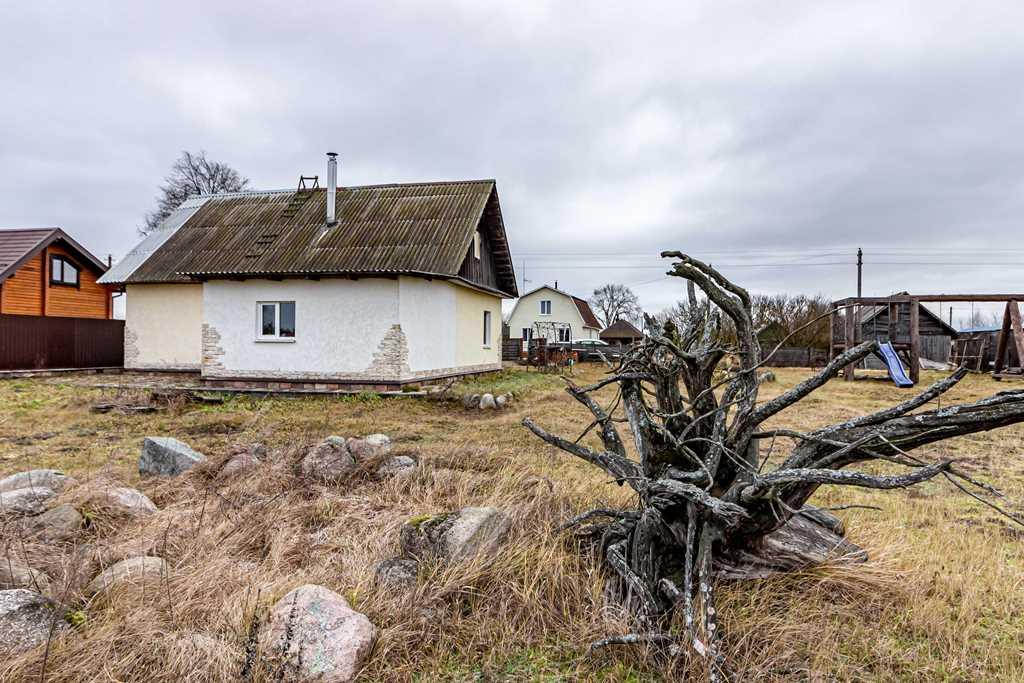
<box><xmin>0</xmin><ymin>366</ymin><xmax>1022</xmax><ymax>681</ymax></box>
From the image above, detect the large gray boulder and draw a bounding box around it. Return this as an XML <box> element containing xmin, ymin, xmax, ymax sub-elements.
<box><xmin>462</xmin><ymin>393</ymin><xmax>481</xmax><ymax>409</ymax></box>
<box><xmin>219</xmin><ymin>444</ymin><xmax>265</xmax><ymax>479</ymax></box>
<box><xmin>263</xmin><ymin>584</ymin><xmax>376</xmax><ymax>683</ymax></box>
<box><xmin>0</xmin><ymin>487</ymin><xmax>56</xmax><ymax>517</ymax></box>
<box><xmin>104</xmin><ymin>487</ymin><xmax>158</xmax><ymax>515</ymax></box>
<box><xmin>0</xmin><ymin>469</ymin><xmax>74</xmax><ymax>494</ymax></box>
<box><xmin>0</xmin><ymin>559</ymin><xmax>49</xmax><ymax>592</ymax></box>
<box><xmin>479</xmin><ymin>393</ymin><xmax>496</xmax><ymax>410</ymax></box>
<box><xmin>85</xmin><ymin>556</ymin><xmax>169</xmax><ymax>600</ymax></box>
<box><xmin>301</xmin><ymin>437</ymin><xmax>356</xmax><ymax>483</ymax></box>
<box><xmin>346</xmin><ymin>434</ymin><xmax>392</xmax><ymax>460</ymax></box>
<box><xmin>28</xmin><ymin>504</ymin><xmax>83</xmax><ymax>542</ymax></box>
<box><xmin>399</xmin><ymin>506</ymin><xmax>512</xmax><ymax>563</ymax></box>
<box><xmin>0</xmin><ymin>590</ymin><xmax>66</xmax><ymax>656</ymax></box>
<box><xmin>139</xmin><ymin>437</ymin><xmax>206</xmax><ymax>476</ymax></box>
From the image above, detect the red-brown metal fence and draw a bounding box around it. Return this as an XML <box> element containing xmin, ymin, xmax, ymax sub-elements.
<box><xmin>0</xmin><ymin>315</ymin><xmax>124</xmax><ymax>370</ymax></box>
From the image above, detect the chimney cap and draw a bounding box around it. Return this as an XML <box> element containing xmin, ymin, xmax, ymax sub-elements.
<box><xmin>326</xmin><ymin>151</ymin><xmax>338</xmax><ymax>158</ymax></box>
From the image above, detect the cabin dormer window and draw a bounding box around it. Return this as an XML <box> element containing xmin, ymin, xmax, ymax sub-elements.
<box><xmin>540</xmin><ymin>300</ymin><xmax>552</xmax><ymax>315</ymax></box>
<box><xmin>256</xmin><ymin>301</ymin><xmax>296</xmax><ymax>341</ymax></box>
<box><xmin>50</xmin><ymin>255</ymin><xmax>80</xmax><ymax>287</ymax></box>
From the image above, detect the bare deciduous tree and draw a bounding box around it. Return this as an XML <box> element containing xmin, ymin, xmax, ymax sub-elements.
<box><xmin>524</xmin><ymin>252</ymin><xmax>1024</xmax><ymax>681</ymax></box>
<box><xmin>591</xmin><ymin>283</ymin><xmax>644</xmax><ymax>328</ymax></box>
<box><xmin>142</xmin><ymin>150</ymin><xmax>250</xmax><ymax>235</ymax></box>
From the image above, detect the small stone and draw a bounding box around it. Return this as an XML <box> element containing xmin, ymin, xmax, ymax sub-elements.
<box><xmin>0</xmin><ymin>590</ymin><xmax>67</xmax><ymax>656</ymax></box>
<box><xmin>27</xmin><ymin>504</ymin><xmax>83</xmax><ymax>542</ymax></box>
<box><xmin>0</xmin><ymin>559</ymin><xmax>49</xmax><ymax>592</ymax></box>
<box><xmin>263</xmin><ymin>584</ymin><xmax>376</xmax><ymax>683</ymax></box>
<box><xmin>0</xmin><ymin>469</ymin><xmax>75</xmax><ymax>494</ymax></box>
<box><xmin>219</xmin><ymin>451</ymin><xmax>262</xmax><ymax>478</ymax></box>
<box><xmin>139</xmin><ymin>437</ymin><xmax>206</xmax><ymax>476</ymax></box>
<box><xmin>301</xmin><ymin>437</ymin><xmax>356</xmax><ymax>483</ymax></box>
<box><xmin>85</xmin><ymin>556</ymin><xmax>169</xmax><ymax>600</ymax></box>
<box><xmin>462</xmin><ymin>393</ymin><xmax>481</xmax><ymax>409</ymax></box>
<box><xmin>0</xmin><ymin>487</ymin><xmax>56</xmax><ymax>517</ymax></box>
<box><xmin>495</xmin><ymin>394</ymin><xmax>507</xmax><ymax>409</ymax></box>
<box><xmin>104</xmin><ymin>487</ymin><xmax>158</xmax><ymax>514</ymax></box>
<box><xmin>399</xmin><ymin>506</ymin><xmax>511</xmax><ymax>563</ymax></box>
<box><xmin>374</xmin><ymin>558</ymin><xmax>418</xmax><ymax>589</ymax></box>
<box><xmin>760</xmin><ymin>370</ymin><xmax>777</xmax><ymax>383</ymax></box>
<box><xmin>479</xmin><ymin>393</ymin><xmax>496</xmax><ymax>410</ymax></box>
<box><xmin>376</xmin><ymin>455</ymin><xmax>417</xmax><ymax>478</ymax></box>
<box><xmin>346</xmin><ymin>434</ymin><xmax>392</xmax><ymax>460</ymax></box>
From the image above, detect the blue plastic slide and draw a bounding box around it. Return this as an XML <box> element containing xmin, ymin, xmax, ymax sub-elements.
<box><xmin>875</xmin><ymin>341</ymin><xmax>914</xmax><ymax>388</ymax></box>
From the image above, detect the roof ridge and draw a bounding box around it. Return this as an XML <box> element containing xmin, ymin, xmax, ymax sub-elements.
<box><xmin>196</xmin><ymin>179</ymin><xmax>496</xmax><ymax>201</ymax></box>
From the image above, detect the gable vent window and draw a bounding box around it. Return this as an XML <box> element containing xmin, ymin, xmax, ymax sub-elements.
<box><xmin>50</xmin><ymin>255</ymin><xmax>80</xmax><ymax>287</ymax></box>
<box><xmin>473</xmin><ymin>232</ymin><xmax>481</xmax><ymax>259</ymax></box>
<box><xmin>256</xmin><ymin>301</ymin><xmax>296</xmax><ymax>342</ymax></box>
<box><xmin>540</xmin><ymin>300</ymin><xmax>552</xmax><ymax>315</ymax></box>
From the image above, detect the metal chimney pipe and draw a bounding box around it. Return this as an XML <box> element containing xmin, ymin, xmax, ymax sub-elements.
<box><xmin>326</xmin><ymin>152</ymin><xmax>338</xmax><ymax>225</ymax></box>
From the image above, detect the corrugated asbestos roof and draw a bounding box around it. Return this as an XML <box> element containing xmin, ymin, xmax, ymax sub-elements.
<box><xmin>113</xmin><ymin>180</ymin><xmax>516</xmax><ymax>295</ymax></box>
<box><xmin>0</xmin><ymin>227</ymin><xmax>109</xmax><ymax>282</ymax></box>
<box><xmin>99</xmin><ymin>197</ymin><xmax>209</xmax><ymax>285</ymax></box>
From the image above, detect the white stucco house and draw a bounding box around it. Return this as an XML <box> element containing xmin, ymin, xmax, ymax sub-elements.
<box><xmin>507</xmin><ymin>284</ymin><xmax>602</xmax><ymax>345</ymax></box>
<box><xmin>99</xmin><ymin>156</ymin><xmax>518</xmax><ymax>389</ymax></box>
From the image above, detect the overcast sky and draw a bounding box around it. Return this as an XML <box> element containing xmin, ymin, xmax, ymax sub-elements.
<box><xmin>2</xmin><ymin>1</ymin><xmax>1022</xmax><ymax>325</ymax></box>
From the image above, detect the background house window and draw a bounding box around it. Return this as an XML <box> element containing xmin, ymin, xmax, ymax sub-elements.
<box><xmin>483</xmin><ymin>310</ymin><xmax>492</xmax><ymax>346</ymax></box>
<box><xmin>558</xmin><ymin>328</ymin><xmax>570</xmax><ymax>342</ymax></box>
<box><xmin>257</xmin><ymin>301</ymin><xmax>296</xmax><ymax>340</ymax></box>
<box><xmin>50</xmin><ymin>255</ymin><xmax>79</xmax><ymax>287</ymax></box>
<box><xmin>540</xmin><ymin>300</ymin><xmax>552</xmax><ymax>315</ymax></box>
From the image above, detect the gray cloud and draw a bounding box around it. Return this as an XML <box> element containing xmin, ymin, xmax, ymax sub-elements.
<box><xmin>2</xmin><ymin>1</ymin><xmax>1023</xmax><ymax>323</ymax></box>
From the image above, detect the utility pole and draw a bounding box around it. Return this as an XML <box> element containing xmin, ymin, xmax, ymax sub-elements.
<box><xmin>856</xmin><ymin>248</ymin><xmax>863</xmax><ymax>298</ymax></box>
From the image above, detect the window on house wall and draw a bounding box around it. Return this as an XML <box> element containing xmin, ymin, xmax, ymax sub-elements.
<box><xmin>558</xmin><ymin>328</ymin><xmax>570</xmax><ymax>342</ymax></box>
<box><xmin>540</xmin><ymin>300</ymin><xmax>552</xmax><ymax>315</ymax></box>
<box><xmin>257</xmin><ymin>301</ymin><xmax>296</xmax><ymax>341</ymax></box>
<box><xmin>521</xmin><ymin>327</ymin><xmax>531</xmax><ymax>341</ymax></box>
<box><xmin>483</xmin><ymin>310</ymin><xmax>492</xmax><ymax>346</ymax></box>
<box><xmin>50</xmin><ymin>255</ymin><xmax>80</xmax><ymax>287</ymax></box>
<box><xmin>473</xmin><ymin>231</ymin><xmax>481</xmax><ymax>259</ymax></box>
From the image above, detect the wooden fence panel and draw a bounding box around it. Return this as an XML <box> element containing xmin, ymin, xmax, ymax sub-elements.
<box><xmin>0</xmin><ymin>315</ymin><xmax>124</xmax><ymax>370</ymax></box>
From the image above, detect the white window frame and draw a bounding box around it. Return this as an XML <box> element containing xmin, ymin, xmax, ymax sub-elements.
<box><xmin>256</xmin><ymin>301</ymin><xmax>297</xmax><ymax>342</ymax></box>
<box><xmin>539</xmin><ymin>299</ymin><xmax>552</xmax><ymax>315</ymax></box>
<box><xmin>483</xmin><ymin>310</ymin><xmax>492</xmax><ymax>348</ymax></box>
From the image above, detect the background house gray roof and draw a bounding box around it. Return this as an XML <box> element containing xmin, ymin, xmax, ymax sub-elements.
<box><xmin>104</xmin><ymin>180</ymin><xmax>516</xmax><ymax>296</ymax></box>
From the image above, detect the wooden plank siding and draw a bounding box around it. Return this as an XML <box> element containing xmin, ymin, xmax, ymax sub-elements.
<box><xmin>457</xmin><ymin>225</ymin><xmax>501</xmax><ymax>292</ymax></box>
<box><xmin>0</xmin><ymin>244</ymin><xmax>112</xmax><ymax>319</ymax></box>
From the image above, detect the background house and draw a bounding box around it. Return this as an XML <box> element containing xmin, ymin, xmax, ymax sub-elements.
<box><xmin>858</xmin><ymin>300</ymin><xmax>958</xmax><ymax>367</ymax></box>
<box><xmin>0</xmin><ymin>227</ymin><xmax>122</xmax><ymax>370</ymax></box>
<box><xmin>507</xmin><ymin>284</ymin><xmax>601</xmax><ymax>346</ymax></box>
<box><xmin>101</xmin><ymin>162</ymin><xmax>517</xmax><ymax>387</ymax></box>
<box><xmin>600</xmin><ymin>319</ymin><xmax>643</xmax><ymax>347</ymax></box>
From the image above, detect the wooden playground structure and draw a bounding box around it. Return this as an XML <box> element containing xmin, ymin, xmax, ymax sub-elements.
<box><xmin>831</xmin><ymin>294</ymin><xmax>1024</xmax><ymax>384</ymax></box>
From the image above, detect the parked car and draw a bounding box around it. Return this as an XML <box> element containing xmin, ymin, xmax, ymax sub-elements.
<box><xmin>550</xmin><ymin>338</ymin><xmax>623</xmax><ymax>362</ymax></box>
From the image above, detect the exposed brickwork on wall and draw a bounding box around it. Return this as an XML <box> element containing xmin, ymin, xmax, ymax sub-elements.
<box><xmin>124</xmin><ymin>326</ymin><xmax>139</xmax><ymax>368</ymax></box>
<box><xmin>366</xmin><ymin>324</ymin><xmax>411</xmax><ymax>380</ymax></box>
<box><xmin>201</xmin><ymin>323</ymin><xmax>225</xmax><ymax>373</ymax></box>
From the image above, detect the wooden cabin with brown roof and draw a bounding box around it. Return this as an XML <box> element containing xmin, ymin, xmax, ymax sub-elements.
<box><xmin>0</xmin><ymin>228</ymin><xmax>113</xmax><ymax>319</ymax></box>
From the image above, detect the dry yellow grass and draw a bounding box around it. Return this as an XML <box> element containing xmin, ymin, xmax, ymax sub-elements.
<box><xmin>0</xmin><ymin>366</ymin><xmax>1022</xmax><ymax>681</ymax></box>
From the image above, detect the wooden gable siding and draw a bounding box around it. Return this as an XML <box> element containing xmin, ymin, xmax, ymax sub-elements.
<box><xmin>861</xmin><ymin>303</ymin><xmax>951</xmax><ymax>338</ymax></box>
<box><xmin>0</xmin><ymin>252</ymin><xmax>44</xmax><ymax>315</ymax></box>
<box><xmin>0</xmin><ymin>244</ymin><xmax>111</xmax><ymax>319</ymax></box>
<box><xmin>457</xmin><ymin>224</ymin><xmax>500</xmax><ymax>292</ymax></box>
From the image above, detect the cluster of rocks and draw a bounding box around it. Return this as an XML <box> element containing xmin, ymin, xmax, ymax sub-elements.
<box><xmin>301</xmin><ymin>434</ymin><xmax>417</xmax><ymax>482</ymax></box>
<box><xmin>461</xmin><ymin>392</ymin><xmax>514</xmax><ymax>411</ymax></box>
<box><xmin>375</xmin><ymin>506</ymin><xmax>512</xmax><ymax>590</ymax></box>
